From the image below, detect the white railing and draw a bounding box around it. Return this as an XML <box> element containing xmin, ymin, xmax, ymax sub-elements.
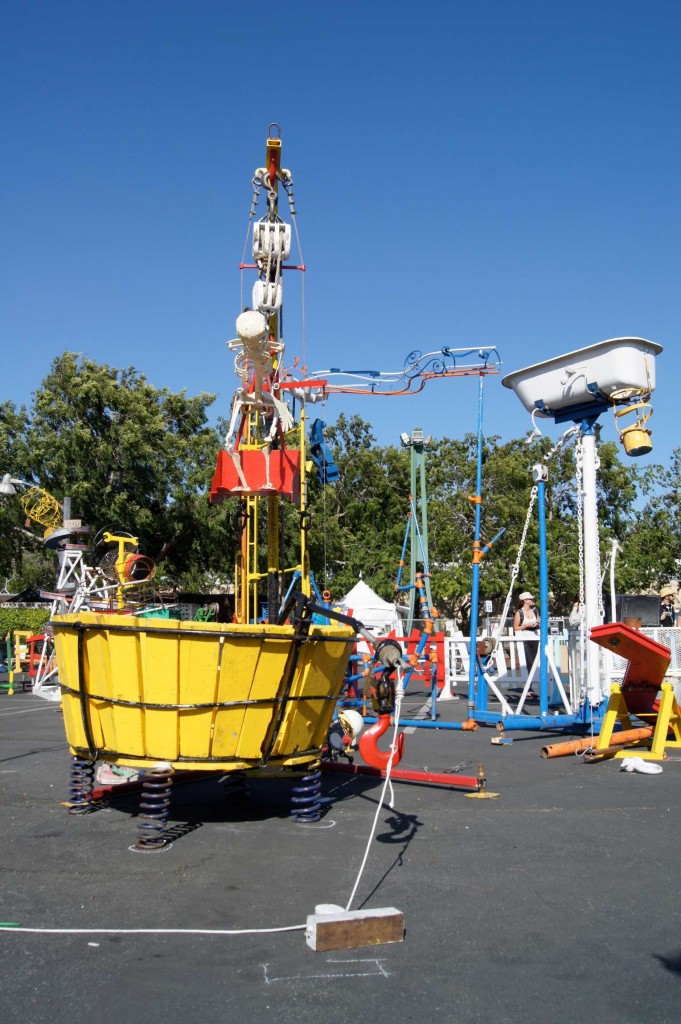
<box><xmin>445</xmin><ymin>626</ymin><xmax>681</xmax><ymax>706</ymax></box>
<box><xmin>444</xmin><ymin>630</ymin><xmax>569</xmax><ymax>685</ymax></box>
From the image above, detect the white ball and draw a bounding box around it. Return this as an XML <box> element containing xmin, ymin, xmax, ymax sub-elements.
<box><xmin>236</xmin><ymin>310</ymin><xmax>267</xmax><ymax>344</ymax></box>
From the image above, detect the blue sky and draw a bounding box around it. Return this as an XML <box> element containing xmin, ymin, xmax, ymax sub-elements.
<box><xmin>2</xmin><ymin>1</ymin><xmax>679</xmax><ymax>475</ymax></box>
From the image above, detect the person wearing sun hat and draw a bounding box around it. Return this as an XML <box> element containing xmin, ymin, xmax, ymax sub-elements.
<box><xmin>660</xmin><ymin>587</ymin><xmax>677</xmax><ymax>627</ymax></box>
<box><xmin>513</xmin><ymin>591</ymin><xmax>540</xmax><ymax>696</ymax></box>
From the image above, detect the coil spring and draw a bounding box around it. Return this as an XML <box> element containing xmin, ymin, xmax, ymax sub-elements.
<box><xmin>220</xmin><ymin>770</ymin><xmax>249</xmax><ymax>800</ymax></box>
<box><xmin>290</xmin><ymin>760</ymin><xmax>322</xmax><ymax>823</ymax></box>
<box><xmin>67</xmin><ymin>756</ymin><xmax>96</xmax><ymax>815</ymax></box>
<box><xmin>134</xmin><ymin>762</ymin><xmax>174</xmax><ymax>851</ymax></box>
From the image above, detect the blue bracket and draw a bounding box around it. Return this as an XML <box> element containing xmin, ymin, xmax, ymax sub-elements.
<box><xmin>533</xmin><ymin>382</ymin><xmax>610</xmax><ymax>426</ymax></box>
<box><xmin>309</xmin><ymin>419</ymin><xmax>340</xmax><ymax>485</ymax></box>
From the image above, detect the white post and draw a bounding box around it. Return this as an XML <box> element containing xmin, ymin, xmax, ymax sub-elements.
<box><xmin>580</xmin><ymin>430</ymin><xmax>604</xmax><ymax>703</ymax></box>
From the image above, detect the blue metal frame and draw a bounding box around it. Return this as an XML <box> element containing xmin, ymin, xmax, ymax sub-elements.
<box><xmin>466</xmin><ymin>394</ymin><xmax>610</xmax><ymax>732</ymax></box>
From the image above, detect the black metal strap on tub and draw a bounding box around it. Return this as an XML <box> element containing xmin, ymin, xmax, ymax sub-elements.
<box><xmin>71</xmin><ymin>746</ymin><xmax>323</xmax><ymax>766</ymax></box>
<box><xmin>76</xmin><ymin>629</ymin><xmax>98</xmax><ymax>758</ymax></box>
<box><xmin>58</xmin><ymin>685</ymin><xmax>340</xmax><ymax>711</ymax></box>
<box><xmin>276</xmin><ymin>590</ymin><xmax>363</xmax><ymax>633</ymax></box>
<box><xmin>261</xmin><ymin>592</ymin><xmax>318</xmax><ymax>764</ymax></box>
<box><xmin>51</xmin><ymin>618</ymin><xmax>354</xmax><ymax>645</ymax></box>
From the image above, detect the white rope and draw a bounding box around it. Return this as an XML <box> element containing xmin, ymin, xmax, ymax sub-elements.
<box><xmin>0</xmin><ymin>925</ymin><xmax>304</xmax><ymax>936</ymax></box>
<box><xmin>344</xmin><ymin>673</ymin><xmax>404</xmax><ymax>912</ymax></box>
<box><xmin>289</xmin><ymin>194</ymin><xmax>306</xmax><ymax>369</ymax></box>
<box><xmin>239</xmin><ymin>180</ymin><xmax>260</xmax><ymax>311</ymax></box>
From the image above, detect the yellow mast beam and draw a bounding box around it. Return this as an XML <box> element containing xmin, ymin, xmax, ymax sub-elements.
<box><xmin>233</xmin><ymin>125</ymin><xmax>308</xmax><ymax>623</ymax></box>
<box><xmin>265</xmin><ymin>128</ymin><xmax>282</xmax><ymax>622</ymax></box>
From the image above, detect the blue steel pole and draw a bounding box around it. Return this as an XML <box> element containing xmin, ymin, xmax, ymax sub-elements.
<box><xmin>360</xmin><ymin>715</ymin><xmax>469</xmax><ymax>731</ymax></box>
<box><xmin>467</xmin><ymin>374</ymin><xmax>485</xmax><ymax>714</ymax></box>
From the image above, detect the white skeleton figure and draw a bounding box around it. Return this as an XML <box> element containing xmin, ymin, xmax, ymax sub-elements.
<box><xmin>224</xmin><ymin>310</ymin><xmax>293</xmax><ymax>490</ymax></box>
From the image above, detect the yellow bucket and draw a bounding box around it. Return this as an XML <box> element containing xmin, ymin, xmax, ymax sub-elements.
<box><xmin>52</xmin><ymin>612</ymin><xmax>354</xmax><ymax>771</ymax></box>
<box><xmin>620</xmin><ymin>426</ymin><xmax>652</xmax><ymax>457</ymax></box>
<box><xmin>614</xmin><ymin>397</ymin><xmax>653</xmax><ymax>457</ymax></box>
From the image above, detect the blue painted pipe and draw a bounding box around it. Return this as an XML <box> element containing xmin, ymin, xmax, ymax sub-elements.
<box><xmin>361</xmin><ymin>715</ymin><xmax>468</xmax><ymax>731</ymax></box>
<box><xmin>470</xmin><ymin>709</ymin><xmax>605</xmax><ymax>732</ymax></box>
<box><xmin>537</xmin><ymin>476</ymin><xmax>549</xmax><ymax>716</ymax></box>
<box><xmin>468</xmin><ymin>374</ymin><xmax>485</xmax><ymax>713</ymax></box>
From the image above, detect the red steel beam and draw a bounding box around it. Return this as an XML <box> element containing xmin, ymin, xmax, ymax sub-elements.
<box><xmin>322</xmin><ymin>760</ymin><xmax>480</xmax><ymax>790</ymax></box>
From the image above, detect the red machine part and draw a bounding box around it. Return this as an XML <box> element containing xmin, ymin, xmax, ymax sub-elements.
<box><xmin>323</xmin><ymin>760</ymin><xmax>480</xmax><ymax>791</ymax></box>
<box><xmin>210</xmin><ymin>448</ymin><xmax>301</xmax><ymax>503</ymax></box>
<box><xmin>386</xmin><ymin>629</ymin><xmax>445</xmax><ymax>685</ymax></box>
<box><xmin>589</xmin><ymin>622</ymin><xmax>671</xmax><ymax>688</ymax></box>
<box><xmin>589</xmin><ymin>621</ymin><xmax>671</xmax><ymax>718</ymax></box>
<box><xmin>25</xmin><ymin>634</ymin><xmax>49</xmax><ymax>678</ymax></box>
<box><xmin>358</xmin><ymin>713</ymin><xmax>405</xmax><ymax>769</ymax></box>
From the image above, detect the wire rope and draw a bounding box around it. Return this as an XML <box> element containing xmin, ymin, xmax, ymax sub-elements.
<box><xmin>344</xmin><ymin>672</ymin><xmax>404</xmax><ymax>912</ymax></box>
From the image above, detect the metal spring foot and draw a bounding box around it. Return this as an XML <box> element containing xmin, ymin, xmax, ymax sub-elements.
<box><xmin>134</xmin><ymin>762</ymin><xmax>174</xmax><ymax>851</ymax></box>
<box><xmin>290</xmin><ymin>760</ymin><xmax>322</xmax><ymax>823</ymax></box>
<box><xmin>219</xmin><ymin>770</ymin><xmax>249</xmax><ymax>799</ymax></box>
<box><xmin>66</xmin><ymin>756</ymin><xmax>96</xmax><ymax>814</ymax></box>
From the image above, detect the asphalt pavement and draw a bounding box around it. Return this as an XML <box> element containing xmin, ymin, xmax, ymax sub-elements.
<box><xmin>1</xmin><ymin>686</ymin><xmax>679</xmax><ymax>1024</ymax></box>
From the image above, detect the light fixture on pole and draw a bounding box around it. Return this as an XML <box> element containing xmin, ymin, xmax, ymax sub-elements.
<box><xmin>0</xmin><ymin>474</ymin><xmax>27</xmax><ymax>496</ymax></box>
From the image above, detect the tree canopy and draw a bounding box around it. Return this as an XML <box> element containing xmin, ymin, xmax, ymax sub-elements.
<box><xmin>0</xmin><ymin>353</ymin><xmax>678</xmax><ymax>616</ymax></box>
<box><xmin>308</xmin><ymin>420</ymin><xmax>680</xmax><ymax>626</ymax></box>
<box><xmin>2</xmin><ymin>353</ymin><xmax>235</xmax><ymax>589</ymax></box>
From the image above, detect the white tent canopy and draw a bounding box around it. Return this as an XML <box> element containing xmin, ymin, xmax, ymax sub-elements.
<box><xmin>336</xmin><ymin>579</ymin><xmax>403</xmax><ymax>638</ymax></box>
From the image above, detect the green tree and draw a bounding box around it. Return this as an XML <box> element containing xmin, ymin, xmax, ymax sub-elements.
<box><xmin>615</xmin><ymin>447</ymin><xmax>681</xmax><ymax>592</ymax></box>
<box><xmin>306</xmin><ymin>414</ymin><xmax>410</xmax><ymax>600</ymax></box>
<box><xmin>4</xmin><ymin>358</ymin><xmax>672</xmax><ymax>613</ymax></box>
<box><xmin>26</xmin><ymin>353</ymin><xmax>235</xmax><ymax>587</ymax></box>
<box><xmin>473</xmin><ymin>435</ymin><xmax>647</xmax><ymax>618</ymax></box>
<box><xmin>0</xmin><ymin>401</ymin><xmax>47</xmax><ymax>589</ymax></box>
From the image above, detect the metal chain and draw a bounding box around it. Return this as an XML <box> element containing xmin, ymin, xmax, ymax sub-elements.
<box><xmin>282</xmin><ymin>176</ymin><xmax>297</xmax><ymax>218</ymax></box>
<box><xmin>594</xmin><ymin>450</ymin><xmax>605</xmax><ymax>618</ymax></box>
<box><xmin>510</xmin><ymin>486</ymin><xmax>538</xmax><ymax>581</ymax></box>
<box><xmin>493</xmin><ymin>425</ymin><xmax>579</xmax><ymax>640</ymax></box>
<box><xmin>575</xmin><ymin>439</ymin><xmax>585</xmax><ymax>612</ymax></box>
<box><xmin>544</xmin><ymin>424</ymin><xmax>579</xmax><ymax>463</ymax></box>
<box><xmin>598</xmin><ymin>549</ymin><xmax>612</xmax><ymax>605</ymax></box>
<box><xmin>489</xmin><ymin>484</ymin><xmax>538</xmax><ymax>647</ymax></box>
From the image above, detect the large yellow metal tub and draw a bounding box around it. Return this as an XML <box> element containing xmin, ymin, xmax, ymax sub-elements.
<box><xmin>52</xmin><ymin>612</ymin><xmax>354</xmax><ymax>771</ymax></box>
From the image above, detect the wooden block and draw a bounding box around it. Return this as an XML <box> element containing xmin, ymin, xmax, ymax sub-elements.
<box><xmin>306</xmin><ymin>907</ymin><xmax>405</xmax><ymax>952</ymax></box>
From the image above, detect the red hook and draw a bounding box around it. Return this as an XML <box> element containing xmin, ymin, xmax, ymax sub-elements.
<box><xmin>359</xmin><ymin>714</ymin><xmax>405</xmax><ymax>770</ymax></box>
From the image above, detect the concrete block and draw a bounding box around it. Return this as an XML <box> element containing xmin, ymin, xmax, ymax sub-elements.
<box><xmin>306</xmin><ymin>907</ymin><xmax>405</xmax><ymax>952</ymax></box>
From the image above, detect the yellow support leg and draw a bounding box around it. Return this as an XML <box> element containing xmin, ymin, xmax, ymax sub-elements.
<box><xmin>634</xmin><ymin>683</ymin><xmax>681</xmax><ymax>761</ymax></box>
<box><xmin>595</xmin><ymin>683</ymin><xmax>634</xmax><ymax>751</ymax></box>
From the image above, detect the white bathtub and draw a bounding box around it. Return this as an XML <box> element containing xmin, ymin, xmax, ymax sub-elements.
<box><xmin>502</xmin><ymin>337</ymin><xmax>663</xmax><ymax>416</ymax></box>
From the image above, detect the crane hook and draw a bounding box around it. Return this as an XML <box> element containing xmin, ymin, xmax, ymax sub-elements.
<box><xmin>358</xmin><ymin>713</ymin><xmax>405</xmax><ymax>770</ymax></box>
